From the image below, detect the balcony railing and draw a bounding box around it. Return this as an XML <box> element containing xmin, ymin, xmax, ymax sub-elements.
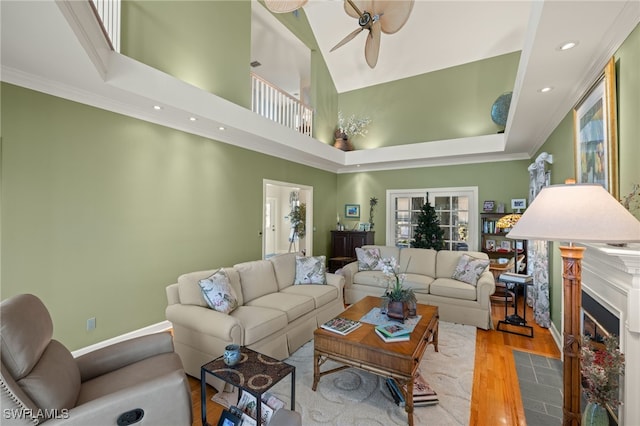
<box><xmin>251</xmin><ymin>73</ymin><xmax>313</xmax><ymax>137</ymax></box>
<box><xmin>90</xmin><ymin>0</ymin><xmax>120</xmax><ymax>52</ymax></box>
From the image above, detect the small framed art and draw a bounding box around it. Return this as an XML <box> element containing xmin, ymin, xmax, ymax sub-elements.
<box><xmin>485</xmin><ymin>239</ymin><xmax>496</xmax><ymax>251</ymax></box>
<box><xmin>345</xmin><ymin>204</ymin><xmax>360</xmax><ymax>219</ymax></box>
<box><xmin>483</xmin><ymin>200</ymin><xmax>495</xmax><ymax>212</ymax></box>
<box><xmin>358</xmin><ymin>222</ymin><xmax>370</xmax><ymax>231</ymax></box>
<box><xmin>500</xmin><ymin>241</ymin><xmax>512</xmax><ymax>251</ymax></box>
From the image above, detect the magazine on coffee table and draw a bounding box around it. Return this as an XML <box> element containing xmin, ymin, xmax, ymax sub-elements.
<box><xmin>376</xmin><ymin>323</ymin><xmax>412</xmax><ymax>338</ymax></box>
<box><xmin>320</xmin><ymin>317</ymin><xmax>362</xmax><ymax>335</ymax></box>
<box><xmin>236</xmin><ymin>390</ymin><xmax>275</xmax><ymax>425</ymax></box>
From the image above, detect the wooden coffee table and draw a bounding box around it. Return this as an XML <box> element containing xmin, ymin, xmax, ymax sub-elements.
<box><xmin>312</xmin><ymin>296</ymin><xmax>439</xmax><ymax>426</ymax></box>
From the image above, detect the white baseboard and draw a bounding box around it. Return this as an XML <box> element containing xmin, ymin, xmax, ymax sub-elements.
<box><xmin>71</xmin><ymin>320</ymin><xmax>172</xmax><ymax>358</ymax></box>
<box><xmin>550</xmin><ymin>322</ymin><xmax>562</xmax><ymax>355</ymax></box>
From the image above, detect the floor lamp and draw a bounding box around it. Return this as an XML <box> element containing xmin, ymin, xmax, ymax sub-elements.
<box><xmin>505</xmin><ymin>183</ymin><xmax>640</xmax><ymax>425</ymax></box>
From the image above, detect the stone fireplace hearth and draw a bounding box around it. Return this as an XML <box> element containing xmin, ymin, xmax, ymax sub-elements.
<box><xmin>581</xmin><ymin>243</ymin><xmax>640</xmax><ymax>425</ymax></box>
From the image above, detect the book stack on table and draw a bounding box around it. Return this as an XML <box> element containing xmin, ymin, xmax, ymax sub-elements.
<box><xmin>374</xmin><ymin>323</ymin><xmax>411</xmax><ymax>342</ymax></box>
<box><xmin>386</xmin><ymin>373</ymin><xmax>439</xmax><ymax>407</ymax></box>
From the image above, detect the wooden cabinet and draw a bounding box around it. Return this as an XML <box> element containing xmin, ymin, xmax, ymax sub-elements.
<box><xmin>329</xmin><ymin>230</ymin><xmax>375</xmax><ymax>272</ymax></box>
<box><xmin>480</xmin><ymin>213</ymin><xmax>527</xmax><ymax>271</ymax></box>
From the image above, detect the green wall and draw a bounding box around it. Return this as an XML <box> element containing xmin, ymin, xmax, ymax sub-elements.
<box><xmin>121</xmin><ymin>0</ymin><xmax>252</xmax><ymax>108</ymax></box>
<box><xmin>533</xmin><ymin>23</ymin><xmax>640</xmax><ymax>333</ymax></box>
<box><xmin>336</xmin><ymin>160</ymin><xmax>531</xmax><ymax>246</ymax></box>
<box><xmin>338</xmin><ymin>52</ymin><xmax>520</xmax><ymax>149</ymax></box>
<box><xmin>0</xmin><ymin>83</ymin><xmax>337</xmax><ymax>350</ymax></box>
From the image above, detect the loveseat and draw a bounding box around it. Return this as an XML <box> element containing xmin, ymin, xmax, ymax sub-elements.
<box><xmin>339</xmin><ymin>246</ymin><xmax>495</xmax><ymax>330</ymax></box>
<box><xmin>165</xmin><ymin>252</ymin><xmax>345</xmax><ymax>390</ymax></box>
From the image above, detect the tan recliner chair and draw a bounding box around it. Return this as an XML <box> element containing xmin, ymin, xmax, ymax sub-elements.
<box><xmin>1</xmin><ymin>294</ymin><xmax>192</xmax><ymax>425</ymax></box>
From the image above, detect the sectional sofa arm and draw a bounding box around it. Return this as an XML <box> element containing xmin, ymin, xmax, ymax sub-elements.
<box><xmin>75</xmin><ymin>332</ymin><xmax>175</xmax><ymax>382</ymax></box>
<box><xmin>338</xmin><ymin>261</ymin><xmax>359</xmax><ymax>288</ymax></box>
<box><xmin>475</xmin><ymin>272</ymin><xmax>496</xmax><ymax>307</ymax></box>
<box><xmin>166</xmin><ymin>304</ymin><xmax>243</xmax><ymax>343</ymax></box>
<box><xmin>326</xmin><ymin>272</ymin><xmax>345</xmax><ymax>299</ymax></box>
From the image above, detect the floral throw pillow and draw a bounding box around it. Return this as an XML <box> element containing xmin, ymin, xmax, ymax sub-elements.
<box><xmin>294</xmin><ymin>256</ymin><xmax>327</xmax><ymax>284</ymax></box>
<box><xmin>451</xmin><ymin>254</ymin><xmax>490</xmax><ymax>286</ymax></box>
<box><xmin>355</xmin><ymin>247</ymin><xmax>383</xmax><ymax>271</ymax></box>
<box><xmin>198</xmin><ymin>269</ymin><xmax>239</xmax><ymax>314</ymax></box>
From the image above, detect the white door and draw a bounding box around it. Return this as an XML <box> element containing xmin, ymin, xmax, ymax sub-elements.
<box><xmin>265</xmin><ymin>197</ymin><xmax>277</xmax><ymax>257</ymax></box>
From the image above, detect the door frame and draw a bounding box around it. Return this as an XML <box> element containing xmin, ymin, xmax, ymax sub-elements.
<box><xmin>262</xmin><ymin>179</ymin><xmax>313</xmax><ymax>259</ymax></box>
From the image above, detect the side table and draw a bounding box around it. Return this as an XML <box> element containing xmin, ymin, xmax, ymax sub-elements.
<box><xmin>201</xmin><ymin>347</ymin><xmax>295</xmax><ymax>426</ymax></box>
<box><xmin>496</xmin><ymin>273</ymin><xmax>534</xmax><ymax>338</ymax></box>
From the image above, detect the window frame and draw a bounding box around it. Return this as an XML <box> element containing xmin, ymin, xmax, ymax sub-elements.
<box><xmin>385</xmin><ymin>187</ymin><xmax>479</xmax><ymax>251</ymax></box>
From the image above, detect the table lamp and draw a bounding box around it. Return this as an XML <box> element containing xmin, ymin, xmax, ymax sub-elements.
<box><xmin>497</xmin><ymin>213</ymin><xmax>522</xmax><ymax>272</ymax></box>
<box><xmin>506</xmin><ymin>182</ymin><xmax>640</xmax><ymax>425</ymax></box>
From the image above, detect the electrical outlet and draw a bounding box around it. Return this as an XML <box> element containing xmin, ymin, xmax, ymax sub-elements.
<box><xmin>86</xmin><ymin>317</ymin><xmax>96</xmax><ymax>331</ymax></box>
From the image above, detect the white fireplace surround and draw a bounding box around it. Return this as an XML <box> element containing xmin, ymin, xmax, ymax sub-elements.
<box><xmin>581</xmin><ymin>243</ymin><xmax>640</xmax><ymax>425</ymax></box>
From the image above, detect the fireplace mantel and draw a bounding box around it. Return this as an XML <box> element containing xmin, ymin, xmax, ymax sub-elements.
<box><xmin>581</xmin><ymin>243</ymin><xmax>640</xmax><ymax>425</ymax></box>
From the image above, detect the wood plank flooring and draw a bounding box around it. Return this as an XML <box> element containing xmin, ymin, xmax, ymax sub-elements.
<box><xmin>188</xmin><ymin>297</ymin><xmax>561</xmax><ymax>426</ymax></box>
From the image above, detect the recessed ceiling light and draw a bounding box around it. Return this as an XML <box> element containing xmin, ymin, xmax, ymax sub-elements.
<box><xmin>189</xmin><ymin>117</ymin><xmax>197</xmax><ymax>121</ymax></box>
<box><xmin>539</xmin><ymin>87</ymin><xmax>554</xmax><ymax>93</ymax></box>
<box><xmin>218</xmin><ymin>126</ymin><xmax>226</xmax><ymax>131</ymax></box>
<box><xmin>558</xmin><ymin>41</ymin><xmax>578</xmax><ymax>51</ymax></box>
<box><xmin>153</xmin><ymin>105</ymin><xmax>162</xmax><ymax>110</ymax></box>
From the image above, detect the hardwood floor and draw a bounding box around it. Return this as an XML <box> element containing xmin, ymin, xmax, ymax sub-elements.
<box><xmin>188</xmin><ymin>297</ymin><xmax>561</xmax><ymax>426</ymax></box>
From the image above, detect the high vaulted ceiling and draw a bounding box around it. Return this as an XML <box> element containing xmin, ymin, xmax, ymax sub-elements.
<box><xmin>2</xmin><ymin>1</ymin><xmax>639</xmax><ymax>173</ymax></box>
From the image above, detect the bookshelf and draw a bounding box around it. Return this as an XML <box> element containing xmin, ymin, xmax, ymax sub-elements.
<box><xmin>480</xmin><ymin>212</ymin><xmax>527</xmax><ymax>269</ymax></box>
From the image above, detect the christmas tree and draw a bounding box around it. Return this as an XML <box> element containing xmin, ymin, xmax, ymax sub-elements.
<box><xmin>412</xmin><ymin>197</ymin><xmax>445</xmax><ymax>250</ymax></box>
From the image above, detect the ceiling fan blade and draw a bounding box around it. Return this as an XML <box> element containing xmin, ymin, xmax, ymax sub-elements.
<box><xmin>365</xmin><ymin>22</ymin><xmax>381</xmax><ymax>68</ymax></box>
<box><xmin>264</xmin><ymin>0</ymin><xmax>308</xmax><ymax>14</ymax></box>
<box><xmin>376</xmin><ymin>0</ymin><xmax>414</xmax><ymax>34</ymax></box>
<box><xmin>330</xmin><ymin>27</ymin><xmax>364</xmax><ymax>52</ymax></box>
<box><xmin>344</xmin><ymin>0</ymin><xmax>373</xmax><ymax>20</ymax></box>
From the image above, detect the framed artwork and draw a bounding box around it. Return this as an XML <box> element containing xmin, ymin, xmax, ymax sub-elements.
<box><xmin>485</xmin><ymin>239</ymin><xmax>496</xmax><ymax>251</ymax></box>
<box><xmin>345</xmin><ymin>204</ymin><xmax>360</xmax><ymax>219</ymax></box>
<box><xmin>573</xmin><ymin>57</ymin><xmax>618</xmax><ymax>197</ymax></box>
<box><xmin>500</xmin><ymin>241</ymin><xmax>512</xmax><ymax>251</ymax></box>
<box><xmin>511</xmin><ymin>198</ymin><xmax>526</xmax><ymax>211</ymax></box>
<box><xmin>483</xmin><ymin>200</ymin><xmax>495</xmax><ymax>212</ymax></box>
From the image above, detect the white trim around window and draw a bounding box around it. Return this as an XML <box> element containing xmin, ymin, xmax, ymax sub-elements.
<box><xmin>385</xmin><ymin>187</ymin><xmax>479</xmax><ymax>251</ymax></box>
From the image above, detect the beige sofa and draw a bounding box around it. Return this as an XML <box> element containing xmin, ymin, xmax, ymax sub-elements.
<box><xmin>165</xmin><ymin>252</ymin><xmax>345</xmax><ymax>389</ymax></box>
<box><xmin>340</xmin><ymin>246</ymin><xmax>495</xmax><ymax>330</ymax></box>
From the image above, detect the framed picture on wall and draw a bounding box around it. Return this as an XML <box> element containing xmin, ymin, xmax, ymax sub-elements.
<box><xmin>573</xmin><ymin>57</ymin><xmax>618</xmax><ymax>197</ymax></box>
<box><xmin>345</xmin><ymin>204</ymin><xmax>360</xmax><ymax>219</ymax></box>
<box><xmin>358</xmin><ymin>223</ymin><xmax>370</xmax><ymax>231</ymax></box>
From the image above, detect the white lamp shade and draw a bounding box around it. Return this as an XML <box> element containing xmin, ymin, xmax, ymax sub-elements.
<box><xmin>506</xmin><ymin>184</ymin><xmax>640</xmax><ymax>243</ymax></box>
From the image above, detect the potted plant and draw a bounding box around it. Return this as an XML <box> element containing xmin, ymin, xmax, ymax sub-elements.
<box><xmin>381</xmin><ymin>257</ymin><xmax>416</xmax><ymax>322</ymax></box>
<box><xmin>580</xmin><ymin>334</ymin><xmax>625</xmax><ymax>425</ymax></box>
<box><xmin>369</xmin><ymin>197</ymin><xmax>378</xmax><ymax>229</ymax></box>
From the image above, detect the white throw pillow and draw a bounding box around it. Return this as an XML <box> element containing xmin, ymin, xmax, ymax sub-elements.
<box><xmin>294</xmin><ymin>256</ymin><xmax>327</xmax><ymax>284</ymax></box>
<box><xmin>198</xmin><ymin>269</ymin><xmax>239</xmax><ymax>314</ymax></box>
<box><xmin>355</xmin><ymin>247</ymin><xmax>383</xmax><ymax>271</ymax></box>
<box><xmin>451</xmin><ymin>254</ymin><xmax>490</xmax><ymax>286</ymax></box>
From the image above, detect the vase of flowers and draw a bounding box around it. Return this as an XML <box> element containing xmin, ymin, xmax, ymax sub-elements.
<box><xmin>334</xmin><ymin>111</ymin><xmax>371</xmax><ymax>151</ymax></box>
<box><xmin>580</xmin><ymin>334</ymin><xmax>625</xmax><ymax>426</ymax></box>
<box><xmin>380</xmin><ymin>257</ymin><xmax>415</xmax><ymax>322</ymax></box>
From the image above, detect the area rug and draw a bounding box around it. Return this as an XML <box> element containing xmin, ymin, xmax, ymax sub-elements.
<box><xmin>264</xmin><ymin>321</ymin><xmax>476</xmax><ymax>425</ymax></box>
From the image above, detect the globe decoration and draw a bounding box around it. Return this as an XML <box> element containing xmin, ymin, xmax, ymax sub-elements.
<box><xmin>491</xmin><ymin>92</ymin><xmax>513</xmax><ymax>130</ymax></box>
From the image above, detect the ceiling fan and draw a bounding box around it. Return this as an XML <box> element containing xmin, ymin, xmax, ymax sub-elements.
<box><xmin>331</xmin><ymin>0</ymin><xmax>415</xmax><ymax>68</ymax></box>
<box><xmin>264</xmin><ymin>0</ymin><xmax>308</xmax><ymax>14</ymax></box>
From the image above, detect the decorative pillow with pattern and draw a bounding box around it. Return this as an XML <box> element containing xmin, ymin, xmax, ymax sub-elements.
<box><xmin>198</xmin><ymin>269</ymin><xmax>239</xmax><ymax>314</ymax></box>
<box><xmin>294</xmin><ymin>256</ymin><xmax>327</xmax><ymax>284</ymax></box>
<box><xmin>451</xmin><ymin>254</ymin><xmax>490</xmax><ymax>286</ymax></box>
<box><xmin>355</xmin><ymin>247</ymin><xmax>383</xmax><ymax>271</ymax></box>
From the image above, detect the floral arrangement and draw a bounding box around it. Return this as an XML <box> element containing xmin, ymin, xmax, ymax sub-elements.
<box><xmin>580</xmin><ymin>334</ymin><xmax>625</xmax><ymax>406</ymax></box>
<box><xmin>381</xmin><ymin>257</ymin><xmax>415</xmax><ymax>302</ymax></box>
<box><xmin>336</xmin><ymin>111</ymin><xmax>371</xmax><ymax>139</ymax></box>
